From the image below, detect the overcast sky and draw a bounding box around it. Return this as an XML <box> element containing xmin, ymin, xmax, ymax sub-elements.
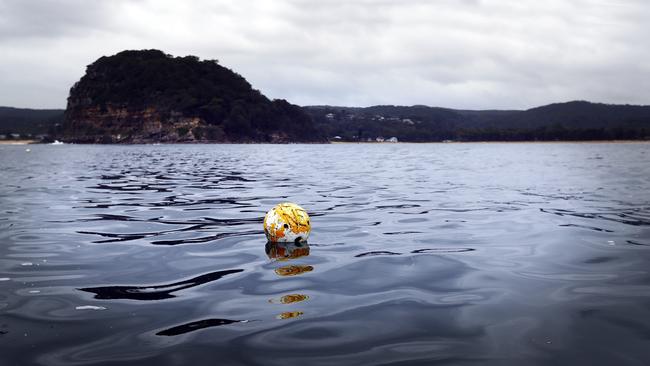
<box><xmin>1</xmin><ymin>0</ymin><xmax>648</xmax><ymax>110</ymax></box>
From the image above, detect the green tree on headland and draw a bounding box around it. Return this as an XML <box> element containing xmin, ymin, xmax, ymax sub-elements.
<box><xmin>63</xmin><ymin>49</ymin><xmax>326</xmax><ymax>143</ymax></box>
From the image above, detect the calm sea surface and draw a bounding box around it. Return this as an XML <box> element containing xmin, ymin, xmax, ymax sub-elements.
<box><xmin>1</xmin><ymin>143</ymin><xmax>650</xmax><ymax>365</ymax></box>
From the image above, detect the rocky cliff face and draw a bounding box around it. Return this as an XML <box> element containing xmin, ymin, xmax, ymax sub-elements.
<box><xmin>64</xmin><ymin>104</ymin><xmax>207</xmax><ymax>143</ymax></box>
<box><xmin>63</xmin><ymin>49</ymin><xmax>326</xmax><ymax>143</ymax></box>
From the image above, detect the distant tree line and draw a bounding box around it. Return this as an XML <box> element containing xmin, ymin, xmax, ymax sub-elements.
<box><xmin>306</xmin><ymin>101</ymin><xmax>650</xmax><ymax>142</ymax></box>
<box><xmin>0</xmin><ymin>107</ymin><xmax>63</xmax><ymax>137</ymax></box>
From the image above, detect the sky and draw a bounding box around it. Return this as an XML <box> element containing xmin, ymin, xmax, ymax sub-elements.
<box><xmin>1</xmin><ymin>0</ymin><xmax>649</xmax><ymax>110</ymax></box>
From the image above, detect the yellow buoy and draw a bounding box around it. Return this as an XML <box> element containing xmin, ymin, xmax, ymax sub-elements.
<box><xmin>263</xmin><ymin>203</ymin><xmax>311</xmax><ymax>243</ymax></box>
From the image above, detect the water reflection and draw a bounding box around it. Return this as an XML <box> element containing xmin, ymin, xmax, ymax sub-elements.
<box><xmin>265</xmin><ymin>241</ymin><xmax>310</xmax><ymax>261</ymax></box>
<box><xmin>79</xmin><ymin>269</ymin><xmax>243</xmax><ymax>300</ymax></box>
<box><xmin>274</xmin><ymin>265</ymin><xmax>314</xmax><ymax>277</ymax></box>
<box><xmin>277</xmin><ymin>311</ymin><xmax>303</xmax><ymax>320</ymax></box>
<box><xmin>541</xmin><ymin>207</ymin><xmax>650</xmax><ymax>227</ymax></box>
<box><xmin>269</xmin><ymin>294</ymin><xmax>309</xmax><ymax>304</ymax></box>
<box><xmin>4</xmin><ymin>144</ymin><xmax>650</xmax><ymax>365</ymax></box>
<box><xmin>266</xmin><ymin>241</ymin><xmax>313</xmax><ymax>276</ymax></box>
<box><xmin>156</xmin><ymin>318</ymin><xmax>246</xmax><ymax>336</ymax></box>
<box><xmin>355</xmin><ymin>247</ymin><xmax>475</xmax><ymax>257</ymax></box>
<box><xmin>266</xmin><ymin>241</ymin><xmax>312</xmax><ymax>319</ymax></box>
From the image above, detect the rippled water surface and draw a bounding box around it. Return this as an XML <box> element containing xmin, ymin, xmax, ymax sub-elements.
<box><xmin>2</xmin><ymin>143</ymin><xmax>650</xmax><ymax>365</ymax></box>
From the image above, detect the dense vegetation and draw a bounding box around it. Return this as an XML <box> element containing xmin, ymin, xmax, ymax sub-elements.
<box><xmin>4</xmin><ymin>100</ymin><xmax>650</xmax><ymax>142</ymax></box>
<box><xmin>0</xmin><ymin>107</ymin><xmax>63</xmax><ymax>137</ymax></box>
<box><xmin>63</xmin><ymin>49</ymin><xmax>325</xmax><ymax>143</ymax></box>
<box><xmin>306</xmin><ymin>101</ymin><xmax>650</xmax><ymax>142</ymax></box>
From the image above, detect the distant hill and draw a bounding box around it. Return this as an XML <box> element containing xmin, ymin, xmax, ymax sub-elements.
<box><xmin>62</xmin><ymin>49</ymin><xmax>326</xmax><ymax>143</ymax></box>
<box><xmin>306</xmin><ymin>101</ymin><xmax>650</xmax><ymax>141</ymax></box>
<box><xmin>494</xmin><ymin>101</ymin><xmax>650</xmax><ymax>129</ymax></box>
<box><xmin>2</xmin><ymin>54</ymin><xmax>650</xmax><ymax>143</ymax></box>
<box><xmin>0</xmin><ymin>106</ymin><xmax>64</xmax><ymax>136</ymax></box>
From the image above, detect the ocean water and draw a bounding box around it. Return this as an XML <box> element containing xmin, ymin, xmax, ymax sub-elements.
<box><xmin>1</xmin><ymin>142</ymin><xmax>650</xmax><ymax>365</ymax></box>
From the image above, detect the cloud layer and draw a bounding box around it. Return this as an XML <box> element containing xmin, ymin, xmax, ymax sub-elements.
<box><xmin>1</xmin><ymin>0</ymin><xmax>648</xmax><ymax>109</ymax></box>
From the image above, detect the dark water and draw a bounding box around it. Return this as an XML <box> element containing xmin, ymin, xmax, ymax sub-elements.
<box><xmin>1</xmin><ymin>143</ymin><xmax>650</xmax><ymax>365</ymax></box>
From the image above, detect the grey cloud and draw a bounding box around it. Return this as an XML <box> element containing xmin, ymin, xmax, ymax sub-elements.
<box><xmin>0</xmin><ymin>0</ymin><xmax>648</xmax><ymax>109</ymax></box>
<box><xmin>0</xmin><ymin>0</ymin><xmax>120</xmax><ymax>41</ymax></box>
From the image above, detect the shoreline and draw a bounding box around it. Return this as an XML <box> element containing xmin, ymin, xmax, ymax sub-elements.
<box><xmin>0</xmin><ymin>140</ymin><xmax>39</xmax><ymax>145</ymax></box>
<box><xmin>330</xmin><ymin>140</ymin><xmax>650</xmax><ymax>144</ymax></box>
<box><xmin>1</xmin><ymin>139</ymin><xmax>647</xmax><ymax>146</ymax></box>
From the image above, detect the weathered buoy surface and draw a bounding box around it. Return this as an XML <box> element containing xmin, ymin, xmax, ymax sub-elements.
<box><xmin>263</xmin><ymin>203</ymin><xmax>310</xmax><ymax>243</ymax></box>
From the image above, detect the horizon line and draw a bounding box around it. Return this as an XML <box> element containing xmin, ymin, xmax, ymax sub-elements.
<box><xmin>3</xmin><ymin>99</ymin><xmax>650</xmax><ymax>112</ymax></box>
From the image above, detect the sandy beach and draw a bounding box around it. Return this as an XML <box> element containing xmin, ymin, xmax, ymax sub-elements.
<box><xmin>0</xmin><ymin>140</ymin><xmax>38</xmax><ymax>145</ymax></box>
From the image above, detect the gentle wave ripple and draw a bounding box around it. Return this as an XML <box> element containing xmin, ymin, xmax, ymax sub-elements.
<box><xmin>1</xmin><ymin>143</ymin><xmax>650</xmax><ymax>365</ymax></box>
